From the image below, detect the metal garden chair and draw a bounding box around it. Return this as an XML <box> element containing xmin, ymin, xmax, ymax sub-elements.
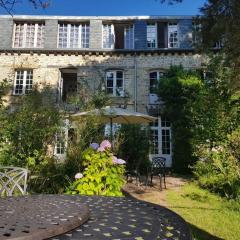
<box><xmin>149</xmin><ymin>157</ymin><xmax>166</xmax><ymax>191</ymax></box>
<box><xmin>0</xmin><ymin>167</ymin><xmax>28</xmax><ymax>197</ymax></box>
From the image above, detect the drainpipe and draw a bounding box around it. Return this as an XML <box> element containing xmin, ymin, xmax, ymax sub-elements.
<box><xmin>134</xmin><ymin>52</ymin><xmax>137</xmax><ymax>111</ymax></box>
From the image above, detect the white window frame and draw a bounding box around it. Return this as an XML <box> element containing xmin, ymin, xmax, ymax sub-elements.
<box><xmin>57</xmin><ymin>23</ymin><xmax>89</xmax><ymax>49</ymax></box>
<box><xmin>168</xmin><ymin>23</ymin><xmax>179</xmax><ymax>48</ymax></box>
<box><xmin>102</xmin><ymin>24</ymin><xmax>115</xmax><ymax>49</ymax></box>
<box><xmin>147</xmin><ymin>23</ymin><xmax>157</xmax><ymax>49</ymax></box>
<box><xmin>160</xmin><ymin>117</ymin><xmax>172</xmax><ymax>155</ymax></box>
<box><xmin>54</xmin><ymin>120</ymin><xmax>69</xmax><ymax>160</ymax></box>
<box><xmin>124</xmin><ymin>25</ymin><xmax>134</xmax><ymax>49</ymax></box>
<box><xmin>150</xmin><ymin>117</ymin><xmax>172</xmax><ymax>159</ymax></box>
<box><xmin>105</xmin><ymin>70</ymin><xmax>124</xmax><ymax>97</ymax></box>
<box><xmin>13</xmin><ymin>70</ymin><xmax>33</xmax><ymax>95</ymax></box>
<box><xmin>13</xmin><ymin>22</ymin><xmax>45</xmax><ymax>48</ymax></box>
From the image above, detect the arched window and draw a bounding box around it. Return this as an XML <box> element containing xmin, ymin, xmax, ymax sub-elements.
<box><xmin>106</xmin><ymin>70</ymin><xmax>124</xmax><ymax>97</ymax></box>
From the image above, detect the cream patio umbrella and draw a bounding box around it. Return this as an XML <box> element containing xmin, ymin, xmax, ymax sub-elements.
<box><xmin>71</xmin><ymin>106</ymin><xmax>156</xmax><ymax>141</ymax></box>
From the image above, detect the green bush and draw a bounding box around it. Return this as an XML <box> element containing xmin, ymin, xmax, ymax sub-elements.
<box><xmin>194</xmin><ymin>129</ymin><xmax>240</xmax><ymax>199</ymax></box>
<box><xmin>118</xmin><ymin>124</ymin><xmax>151</xmax><ymax>175</ymax></box>
<box><xmin>67</xmin><ymin>140</ymin><xmax>126</xmax><ymax>197</ymax></box>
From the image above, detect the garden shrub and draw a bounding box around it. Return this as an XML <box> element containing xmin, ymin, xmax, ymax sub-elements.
<box><xmin>118</xmin><ymin>124</ymin><xmax>151</xmax><ymax>175</ymax></box>
<box><xmin>67</xmin><ymin>140</ymin><xmax>126</xmax><ymax>197</ymax></box>
<box><xmin>194</xmin><ymin>128</ymin><xmax>240</xmax><ymax>199</ymax></box>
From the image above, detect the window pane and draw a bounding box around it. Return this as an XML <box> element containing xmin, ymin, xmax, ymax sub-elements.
<box><xmin>14</xmin><ymin>23</ymin><xmax>44</xmax><ymax>48</ymax></box>
<box><xmin>106</xmin><ymin>71</ymin><xmax>124</xmax><ymax>97</ymax></box>
<box><xmin>168</xmin><ymin>23</ymin><xmax>178</xmax><ymax>48</ymax></box>
<box><xmin>69</xmin><ymin>24</ymin><xmax>79</xmax><ymax>48</ymax></box>
<box><xmin>124</xmin><ymin>25</ymin><xmax>134</xmax><ymax>49</ymax></box>
<box><xmin>81</xmin><ymin>24</ymin><xmax>90</xmax><ymax>48</ymax></box>
<box><xmin>58</xmin><ymin>24</ymin><xmax>68</xmax><ymax>48</ymax></box>
<box><xmin>147</xmin><ymin>23</ymin><xmax>157</xmax><ymax>48</ymax></box>
<box><xmin>149</xmin><ymin>71</ymin><xmax>164</xmax><ymax>94</ymax></box>
<box><xmin>14</xmin><ymin>70</ymin><xmax>33</xmax><ymax>95</ymax></box>
<box><xmin>25</xmin><ymin>23</ymin><xmax>35</xmax><ymax>47</ymax></box>
<box><xmin>14</xmin><ymin>70</ymin><xmax>24</xmax><ymax>95</ymax></box>
<box><xmin>25</xmin><ymin>70</ymin><xmax>33</xmax><ymax>94</ymax></box>
<box><xmin>103</xmin><ymin>25</ymin><xmax>113</xmax><ymax>49</ymax></box>
<box><xmin>150</xmin><ymin>129</ymin><xmax>159</xmax><ymax>154</ymax></box>
<box><xmin>55</xmin><ymin>130</ymin><xmax>66</xmax><ymax>155</ymax></box>
<box><xmin>161</xmin><ymin>117</ymin><xmax>171</xmax><ymax>127</ymax></box>
<box><xmin>162</xmin><ymin>129</ymin><xmax>171</xmax><ymax>154</ymax></box>
<box><xmin>14</xmin><ymin>24</ymin><xmax>25</xmax><ymax>47</ymax></box>
<box><xmin>37</xmin><ymin>24</ymin><xmax>45</xmax><ymax>48</ymax></box>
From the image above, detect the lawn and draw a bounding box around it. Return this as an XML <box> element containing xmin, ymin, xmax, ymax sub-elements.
<box><xmin>166</xmin><ymin>183</ymin><xmax>240</xmax><ymax>240</ymax></box>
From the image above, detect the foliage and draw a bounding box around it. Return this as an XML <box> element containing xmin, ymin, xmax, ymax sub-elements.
<box><xmin>194</xmin><ymin>128</ymin><xmax>240</xmax><ymax>199</ymax></box>
<box><xmin>66</xmin><ymin>116</ymin><xmax>105</xmax><ymax>177</ymax></box>
<box><xmin>199</xmin><ymin>0</ymin><xmax>240</xmax><ymax>91</ymax></box>
<box><xmin>0</xmin><ymin>79</ymin><xmax>9</xmax><ymax>108</ymax></box>
<box><xmin>0</xmin><ymin>85</ymin><xmax>70</xmax><ymax>193</ymax></box>
<box><xmin>65</xmin><ymin>86</ymin><xmax>110</xmax><ymax>179</ymax></box>
<box><xmin>0</xmin><ymin>86</ymin><xmax>61</xmax><ymax>167</ymax></box>
<box><xmin>67</xmin><ymin>140</ymin><xmax>126</xmax><ymax>197</ymax></box>
<box><xmin>118</xmin><ymin>124</ymin><xmax>151</xmax><ymax>175</ymax></box>
<box><xmin>28</xmin><ymin>157</ymin><xmax>70</xmax><ymax>194</ymax></box>
<box><xmin>158</xmin><ymin>66</ymin><xmax>203</xmax><ymax>173</ymax></box>
<box><xmin>167</xmin><ymin>182</ymin><xmax>240</xmax><ymax>240</ymax></box>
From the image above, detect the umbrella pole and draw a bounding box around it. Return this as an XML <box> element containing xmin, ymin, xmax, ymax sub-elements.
<box><xmin>110</xmin><ymin>118</ymin><xmax>113</xmax><ymax>144</ymax></box>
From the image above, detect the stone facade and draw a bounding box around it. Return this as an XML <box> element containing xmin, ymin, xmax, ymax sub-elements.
<box><xmin>0</xmin><ymin>52</ymin><xmax>203</xmax><ymax>112</ymax></box>
<box><xmin>0</xmin><ymin>15</ymin><xmax>205</xmax><ymax>167</ymax></box>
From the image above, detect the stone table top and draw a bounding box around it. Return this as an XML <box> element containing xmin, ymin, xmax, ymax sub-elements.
<box><xmin>50</xmin><ymin>195</ymin><xmax>192</xmax><ymax>240</ymax></box>
<box><xmin>0</xmin><ymin>195</ymin><xmax>89</xmax><ymax>240</ymax></box>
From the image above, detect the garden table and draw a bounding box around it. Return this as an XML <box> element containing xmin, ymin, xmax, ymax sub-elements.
<box><xmin>0</xmin><ymin>195</ymin><xmax>192</xmax><ymax>240</ymax></box>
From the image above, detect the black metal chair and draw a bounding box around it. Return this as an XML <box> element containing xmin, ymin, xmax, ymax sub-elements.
<box><xmin>149</xmin><ymin>157</ymin><xmax>166</xmax><ymax>190</ymax></box>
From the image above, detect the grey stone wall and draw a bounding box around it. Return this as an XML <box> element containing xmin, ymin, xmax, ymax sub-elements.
<box><xmin>0</xmin><ymin>18</ymin><xmax>14</xmax><ymax>49</ymax></box>
<box><xmin>44</xmin><ymin>19</ymin><xmax>58</xmax><ymax>49</ymax></box>
<box><xmin>90</xmin><ymin>20</ymin><xmax>103</xmax><ymax>49</ymax></box>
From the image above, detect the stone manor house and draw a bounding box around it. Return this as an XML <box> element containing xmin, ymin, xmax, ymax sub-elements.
<box><xmin>0</xmin><ymin>15</ymin><xmax>205</xmax><ymax>167</ymax></box>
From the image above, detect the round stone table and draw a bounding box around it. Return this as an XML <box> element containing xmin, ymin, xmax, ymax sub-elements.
<box><xmin>0</xmin><ymin>195</ymin><xmax>89</xmax><ymax>240</ymax></box>
<box><xmin>51</xmin><ymin>195</ymin><xmax>192</xmax><ymax>240</ymax></box>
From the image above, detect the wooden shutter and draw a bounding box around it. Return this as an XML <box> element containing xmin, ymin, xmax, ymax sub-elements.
<box><xmin>157</xmin><ymin>22</ymin><xmax>167</xmax><ymax>48</ymax></box>
<box><xmin>115</xmin><ymin>24</ymin><xmax>125</xmax><ymax>49</ymax></box>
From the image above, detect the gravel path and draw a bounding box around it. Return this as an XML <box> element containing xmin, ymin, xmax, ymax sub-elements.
<box><xmin>122</xmin><ymin>176</ymin><xmax>189</xmax><ymax>207</ymax></box>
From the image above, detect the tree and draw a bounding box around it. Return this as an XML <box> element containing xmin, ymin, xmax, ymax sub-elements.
<box><xmin>158</xmin><ymin>66</ymin><xmax>203</xmax><ymax>173</ymax></box>
<box><xmin>199</xmin><ymin>0</ymin><xmax>240</xmax><ymax>91</ymax></box>
<box><xmin>0</xmin><ymin>0</ymin><xmax>50</xmax><ymax>14</ymax></box>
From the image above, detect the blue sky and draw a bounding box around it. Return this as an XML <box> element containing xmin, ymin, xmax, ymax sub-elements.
<box><xmin>0</xmin><ymin>0</ymin><xmax>206</xmax><ymax>16</ymax></box>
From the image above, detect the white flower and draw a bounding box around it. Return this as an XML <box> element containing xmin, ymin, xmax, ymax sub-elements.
<box><xmin>75</xmin><ymin>173</ymin><xmax>83</xmax><ymax>179</ymax></box>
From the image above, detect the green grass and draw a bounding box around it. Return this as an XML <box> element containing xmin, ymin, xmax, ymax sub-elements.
<box><xmin>166</xmin><ymin>182</ymin><xmax>240</xmax><ymax>240</ymax></box>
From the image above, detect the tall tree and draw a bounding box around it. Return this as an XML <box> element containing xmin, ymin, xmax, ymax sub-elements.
<box><xmin>200</xmin><ymin>0</ymin><xmax>240</xmax><ymax>91</ymax></box>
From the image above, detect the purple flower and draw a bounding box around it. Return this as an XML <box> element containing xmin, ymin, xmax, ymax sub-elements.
<box><xmin>75</xmin><ymin>173</ymin><xmax>83</xmax><ymax>179</ymax></box>
<box><xmin>100</xmin><ymin>140</ymin><xmax>111</xmax><ymax>150</ymax></box>
<box><xmin>90</xmin><ymin>142</ymin><xmax>99</xmax><ymax>150</ymax></box>
<box><xmin>116</xmin><ymin>159</ymin><xmax>126</xmax><ymax>165</ymax></box>
<box><xmin>112</xmin><ymin>156</ymin><xmax>126</xmax><ymax>165</ymax></box>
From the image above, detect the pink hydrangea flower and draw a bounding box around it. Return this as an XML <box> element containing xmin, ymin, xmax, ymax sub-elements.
<box><xmin>100</xmin><ymin>140</ymin><xmax>111</xmax><ymax>150</ymax></box>
<box><xmin>75</xmin><ymin>173</ymin><xmax>83</xmax><ymax>179</ymax></box>
<box><xmin>97</xmin><ymin>146</ymin><xmax>105</xmax><ymax>152</ymax></box>
<box><xmin>112</xmin><ymin>156</ymin><xmax>118</xmax><ymax>164</ymax></box>
<box><xmin>90</xmin><ymin>142</ymin><xmax>99</xmax><ymax>150</ymax></box>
